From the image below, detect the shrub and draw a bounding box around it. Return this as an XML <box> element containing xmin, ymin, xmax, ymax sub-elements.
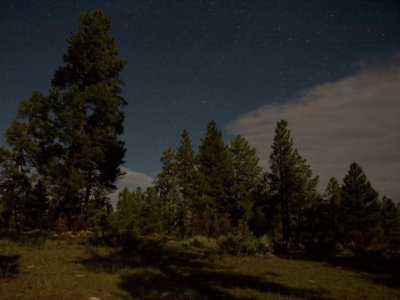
<box><xmin>180</xmin><ymin>235</ymin><xmax>218</xmax><ymax>249</ymax></box>
<box><xmin>257</xmin><ymin>235</ymin><xmax>273</xmax><ymax>254</ymax></box>
<box><xmin>219</xmin><ymin>222</ymin><xmax>258</xmax><ymax>256</ymax></box>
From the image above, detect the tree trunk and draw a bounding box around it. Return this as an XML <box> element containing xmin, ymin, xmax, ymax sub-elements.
<box><xmin>281</xmin><ymin>198</ymin><xmax>287</xmax><ymax>242</ymax></box>
<box><xmin>282</xmin><ymin>198</ymin><xmax>290</xmax><ymax>243</ymax></box>
<box><xmin>83</xmin><ymin>169</ymin><xmax>93</xmax><ymax>215</ymax></box>
<box><xmin>14</xmin><ymin>203</ymin><xmax>20</xmax><ymax>234</ymax></box>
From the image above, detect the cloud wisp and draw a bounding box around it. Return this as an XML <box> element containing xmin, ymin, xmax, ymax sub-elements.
<box><xmin>227</xmin><ymin>58</ymin><xmax>400</xmax><ymax>200</ymax></box>
<box><xmin>109</xmin><ymin>167</ymin><xmax>154</xmax><ymax>206</ymax></box>
<box><xmin>119</xmin><ymin>167</ymin><xmax>154</xmax><ymax>189</ymax></box>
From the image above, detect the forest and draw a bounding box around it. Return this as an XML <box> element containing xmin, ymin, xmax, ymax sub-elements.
<box><xmin>1</xmin><ymin>9</ymin><xmax>400</xmax><ymax>271</ymax></box>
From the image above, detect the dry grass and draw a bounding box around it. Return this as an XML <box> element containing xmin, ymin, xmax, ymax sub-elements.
<box><xmin>0</xmin><ymin>236</ymin><xmax>399</xmax><ymax>299</ymax></box>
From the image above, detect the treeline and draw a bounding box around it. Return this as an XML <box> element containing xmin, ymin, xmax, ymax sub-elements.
<box><xmin>0</xmin><ymin>10</ymin><xmax>399</xmax><ymax>259</ymax></box>
<box><xmin>111</xmin><ymin>120</ymin><xmax>400</xmax><ymax>257</ymax></box>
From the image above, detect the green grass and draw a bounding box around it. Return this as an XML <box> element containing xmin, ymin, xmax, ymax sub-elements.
<box><xmin>0</xmin><ymin>238</ymin><xmax>123</xmax><ymax>299</ymax></box>
<box><xmin>1</xmin><ymin>236</ymin><xmax>399</xmax><ymax>299</ymax></box>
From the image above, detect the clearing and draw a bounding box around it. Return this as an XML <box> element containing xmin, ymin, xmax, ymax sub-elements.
<box><xmin>0</xmin><ymin>236</ymin><xmax>399</xmax><ymax>299</ymax></box>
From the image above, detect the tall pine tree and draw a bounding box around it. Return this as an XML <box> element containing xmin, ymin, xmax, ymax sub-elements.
<box><xmin>321</xmin><ymin>178</ymin><xmax>342</xmax><ymax>238</ymax></box>
<box><xmin>1</xmin><ymin>10</ymin><xmax>127</xmax><ymax>230</ymax></box>
<box><xmin>198</xmin><ymin>121</ymin><xmax>234</xmax><ymax>236</ymax></box>
<box><xmin>341</xmin><ymin>162</ymin><xmax>382</xmax><ymax>253</ymax></box>
<box><xmin>49</xmin><ymin>10</ymin><xmax>127</xmax><ymax>225</ymax></box>
<box><xmin>175</xmin><ymin>130</ymin><xmax>198</xmax><ymax>237</ymax></box>
<box><xmin>229</xmin><ymin>135</ymin><xmax>262</xmax><ymax>225</ymax></box>
<box><xmin>290</xmin><ymin>149</ymin><xmax>320</xmax><ymax>245</ymax></box>
<box><xmin>154</xmin><ymin>148</ymin><xmax>180</xmax><ymax>235</ymax></box>
<box><xmin>307</xmin><ymin>177</ymin><xmax>342</xmax><ymax>255</ymax></box>
<box><xmin>268</xmin><ymin>120</ymin><xmax>319</xmax><ymax>245</ymax></box>
<box><xmin>381</xmin><ymin>196</ymin><xmax>400</xmax><ymax>256</ymax></box>
<box><xmin>268</xmin><ymin>120</ymin><xmax>297</xmax><ymax>243</ymax></box>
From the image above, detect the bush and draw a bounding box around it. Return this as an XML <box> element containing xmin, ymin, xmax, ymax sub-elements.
<box><xmin>257</xmin><ymin>235</ymin><xmax>273</xmax><ymax>254</ymax></box>
<box><xmin>219</xmin><ymin>222</ymin><xmax>259</xmax><ymax>256</ymax></box>
<box><xmin>180</xmin><ymin>235</ymin><xmax>218</xmax><ymax>249</ymax></box>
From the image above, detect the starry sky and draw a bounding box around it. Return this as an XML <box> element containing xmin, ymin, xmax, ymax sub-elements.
<box><xmin>1</xmin><ymin>0</ymin><xmax>399</xmax><ymax>200</ymax></box>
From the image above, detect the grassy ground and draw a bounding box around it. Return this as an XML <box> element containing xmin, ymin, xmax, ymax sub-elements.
<box><xmin>0</xmin><ymin>236</ymin><xmax>399</xmax><ymax>299</ymax></box>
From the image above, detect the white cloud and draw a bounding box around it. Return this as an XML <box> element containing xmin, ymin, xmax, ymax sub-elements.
<box><xmin>109</xmin><ymin>167</ymin><xmax>154</xmax><ymax>206</ymax></box>
<box><xmin>119</xmin><ymin>167</ymin><xmax>154</xmax><ymax>189</ymax></box>
<box><xmin>227</xmin><ymin>57</ymin><xmax>400</xmax><ymax>200</ymax></box>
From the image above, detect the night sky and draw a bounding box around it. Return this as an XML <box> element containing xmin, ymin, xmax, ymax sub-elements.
<box><xmin>1</xmin><ymin>0</ymin><xmax>399</xmax><ymax>201</ymax></box>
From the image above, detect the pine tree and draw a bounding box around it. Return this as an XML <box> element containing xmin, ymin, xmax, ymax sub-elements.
<box><xmin>175</xmin><ymin>129</ymin><xmax>198</xmax><ymax>238</ymax></box>
<box><xmin>229</xmin><ymin>135</ymin><xmax>262</xmax><ymax>225</ymax></box>
<box><xmin>49</xmin><ymin>10</ymin><xmax>127</xmax><ymax>224</ymax></box>
<box><xmin>268</xmin><ymin>120</ymin><xmax>319</xmax><ymax>245</ymax></box>
<box><xmin>52</xmin><ymin>10</ymin><xmax>126</xmax><ymax>93</ymax></box>
<box><xmin>322</xmin><ymin>178</ymin><xmax>342</xmax><ymax>235</ymax></box>
<box><xmin>1</xmin><ymin>10</ymin><xmax>127</xmax><ymax>231</ymax></box>
<box><xmin>250</xmin><ymin>172</ymin><xmax>274</xmax><ymax>237</ymax></box>
<box><xmin>268</xmin><ymin>120</ymin><xmax>297</xmax><ymax>243</ymax></box>
<box><xmin>86</xmin><ymin>189</ymin><xmax>111</xmax><ymax>236</ymax></box>
<box><xmin>290</xmin><ymin>149</ymin><xmax>320</xmax><ymax>245</ymax></box>
<box><xmin>140</xmin><ymin>186</ymin><xmax>162</xmax><ymax>234</ymax></box>
<box><xmin>198</xmin><ymin>121</ymin><xmax>234</xmax><ymax>236</ymax></box>
<box><xmin>154</xmin><ymin>148</ymin><xmax>180</xmax><ymax>235</ymax></box>
<box><xmin>109</xmin><ymin>187</ymin><xmax>143</xmax><ymax>234</ymax></box>
<box><xmin>0</xmin><ymin>152</ymin><xmax>30</xmax><ymax>233</ymax></box>
<box><xmin>341</xmin><ymin>162</ymin><xmax>382</xmax><ymax>253</ymax></box>
<box><xmin>0</xmin><ymin>92</ymin><xmax>54</xmax><ymax>232</ymax></box>
<box><xmin>307</xmin><ymin>177</ymin><xmax>341</xmax><ymax>255</ymax></box>
<box><xmin>381</xmin><ymin>196</ymin><xmax>400</xmax><ymax>256</ymax></box>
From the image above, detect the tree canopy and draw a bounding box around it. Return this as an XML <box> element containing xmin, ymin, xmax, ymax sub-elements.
<box><xmin>0</xmin><ymin>9</ymin><xmax>126</xmax><ymax>231</ymax></box>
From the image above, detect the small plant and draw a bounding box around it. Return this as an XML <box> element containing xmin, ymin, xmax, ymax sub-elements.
<box><xmin>257</xmin><ymin>234</ymin><xmax>273</xmax><ymax>254</ymax></box>
<box><xmin>180</xmin><ymin>235</ymin><xmax>218</xmax><ymax>249</ymax></box>
<box><xmin>219</xmin><ymin>222</ymin><xmax>258</xmax><ymax>256</ymax></box>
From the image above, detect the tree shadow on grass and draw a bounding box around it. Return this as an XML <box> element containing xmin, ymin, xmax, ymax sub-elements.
<box><xmin>0</xmin><ymin>254</ymin><xmax>20</xmax><ymax>279</ymax></box>
<box><xmin>328</xmin><ymin>255</ymin><xmax>400</xmax><ymax>289</ymax></box>
<box><xmin>79</xmin><ymin>236</ymin><xmax>332</xmax><ymax>299</ymax></box>
<box><xmin>79</xmin><ymin>236</ymin><xmax>207</xmax><ymax>273</ymax></box>
<box><xmin>118</xmin><ymin>267</ymin><xmax>332</xmax><ymax>299</ymax></box>
<box><xmin>279</xmin><ymin>252</ymin><xmax>400</xmax><ymax>290</ymax></box>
